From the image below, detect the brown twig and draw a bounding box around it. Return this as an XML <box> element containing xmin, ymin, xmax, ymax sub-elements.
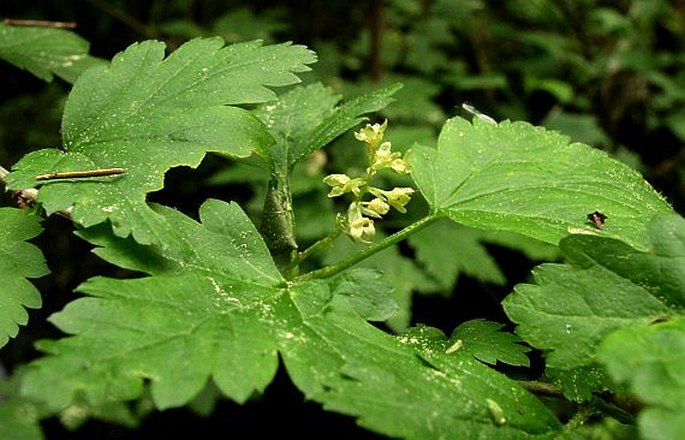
<box><xmin>2</xmin><ymin>18</ymin><xmax>77</xmax><ymax>28</ymax></box>
<box><xmin>35</xmin><ymin>167</ymin><xmax>125</xmax><ymax>181</ymax></box>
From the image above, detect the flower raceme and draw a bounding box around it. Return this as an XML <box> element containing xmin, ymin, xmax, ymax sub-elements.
<box><xmin>324</xmin><ymin>120</ymin><xmax>414</xmax><ymax>243</ymax></box>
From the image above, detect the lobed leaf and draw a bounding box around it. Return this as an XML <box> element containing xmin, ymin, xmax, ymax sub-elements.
<box><xmin>255</xmin><ymin>82</ymin><xmax>402</xmax><ymax>171</ymax></box>
<box><xmin>545</xmin><ymin>366</ymin><xmax>607</xmax><ymax>403</ymax></box>
<box><xmin>21</xmin><ymin>199</ymin><xmax>284</xmax><ymax>409</ymax></box>
<box><xmin>21</xmin><ymin>200</ymin><xmax>559</xmax><ymax>438</ymax></box>
<box><xmin>597</xmin><ymin>317</ymin><xmax>685</xmax><ymax>440</ymax></box>
<box><xmin>407</xmin><ymin>219</ymin><xmax>506</xmax><ymax>291</ymax></box>
<box><xmin>0</xmin><ymin>208</ymin><xmax>49</xmax><ymax>349</ymax></box>
<box><xmin>0</xmin><ymin>399</ymin><xmax>43</xmax><ymax>440</ymax></box>
<box><xmin>0</xmin><ymin>22</ymin><xmax>105</xmax><ymax>83</ymax></box>
<box><xmin>410</xmin><ymin>117</ymin><xmax>673</xmax><ymax>249</ymax></box>
<box><xmin>322</xmin><ymin>233</ymin><xmax>436</xmax><ymax>331</ymax></box>
<box><xmin>6</xmin><ymin>38</ymin><xmax>316</xmax><ymax>244</ymax></box>
<box><xmin>304</xmin><ymin>323</ymin><xmax>560</xmax><ymax>438</ymax></box>
<box><xmin>448</xmin><ymin>319</ymin><xmax>531</xmax><ymax>367</ymax></box>
<box><xmin>328</xmin><ymin>268</ymin><xmax>398</xmax><ymax>321</ymax></box>
<box><xmin>503</xmin><ymin>213</ymin><xmax>685</xmax><ymax>370</ymax></box>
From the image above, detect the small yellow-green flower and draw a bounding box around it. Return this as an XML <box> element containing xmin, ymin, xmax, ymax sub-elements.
<box><xmin>389</xmin><ymin>156</ymin><xmax>411</xmax><ymax>174</ymax></box>
<box><xmin>368</xmin><ymin>141</ymin><xmax>400</xmax><ymax>172</ymax></box>
<box><xmin>369</xmin><ymin>187</ymin><xmax>415</xmax><ymax>213</ymax></box>
<box><xmin>354</xmin><ymin>120</ymin><xmax>388</xmax><ymax>148</ymax></box>
<box><xmin>323</xmin><ymin>174</ymin><xmax>365</xmax><ymax>197</ymax></box>
<box><xmin>322</xmin><ymin>120</ymin><xmax>415</xmax><ymax>244</ymax></box>
<box><xmin>346</xmin><ymin>202</ymin><xmax>375</xmax><ymax>243</ymax></box>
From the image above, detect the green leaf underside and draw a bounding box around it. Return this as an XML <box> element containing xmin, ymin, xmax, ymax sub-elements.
<box><xmin>449</xmin><ymin>319</ymin><xmax>531</xmax><ymax>367</ymax></box>
<box><xmin>0</xmin><ymin>208</ymin><xmax>49</xmax><ymax>349</ymax></box>
<box><xmin>408</xmin><ymin>219</ymin><xmax>506</xmax><ymax>291</ymax></box>
<box><xmin>328</xmin><ymin>268</ymin><xmax>398</xmax><ymax>321</ymax></box>
<box><xmin>7</xmin><ymin>38</ymin><xmax>316</xmax><ymax>244</ymax></box>
<box><xmin>503</xmin><ymin>213</ymin><xmax>685</xmax><ymax>371</ymax></box>
<box><xmin>411</xmin><ymin>117</ymin><xmax>673</xmax><ymax>249</ymax></box>
<box><xmin>255</xmin><ymin>82</ymin><xmax>402</xmax><ymax>171</ymax></box>
<box><xmin>269</xmin><ymin>293</ymin><xmax>560</xmax><ymax>438</ymax></box>
<box><xmin>597</xmin><ymin>317</ymin><xmax>685</xmax><ymax>440</ymax></box>
<box><xmin>545</xmin><ymin>366</ymin><xmax>607</xmax><ymax>403</ymax></box>
<box><xmin>0</xmin><ymin>22</ymin><xmax>103</xmax><ymax>83</ymax></box>
<box><xmin>22</xmin><ymin>200</ymin><xmax>559</xmax><ymax>438</ymax></box>
<box><xmin>321</xmin><ymin>233</ymin><xmax>437</xmax><ymax>331</ymax></box>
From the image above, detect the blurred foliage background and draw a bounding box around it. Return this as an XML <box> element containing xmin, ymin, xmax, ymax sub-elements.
<box><xmin>1</xmin><ymin>0</ymin><xmax>685</xmax><ymax>438</ymax></box>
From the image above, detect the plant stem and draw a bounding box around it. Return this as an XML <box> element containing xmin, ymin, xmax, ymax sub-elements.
<box><xmin>294</xmin><ymin>214</ymin><xmax>439</xmax><ymax>283</ymax></box>
<box><xmin>561</xmin><ymin>407</ymin><xmax>597</xmax><ymax>433</ymax></box>
<box><xmin>298</xmin><ymin>229</ymin><xmax>342</xmax><ymax>264</ymax></box>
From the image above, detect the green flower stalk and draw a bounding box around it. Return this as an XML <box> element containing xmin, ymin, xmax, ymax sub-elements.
<box><xmin>324</xmin><ymin>120</ymin><xmax>414</xmax><ymax>243</ymax></box>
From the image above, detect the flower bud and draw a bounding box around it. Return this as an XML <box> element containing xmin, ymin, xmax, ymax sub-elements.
<box><xmin>360</xmin><ymin>197</ymin><xmax>390</xmax><ymax>218</ymax></box>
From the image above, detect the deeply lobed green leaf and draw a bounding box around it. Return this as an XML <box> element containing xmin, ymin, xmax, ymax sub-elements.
<box><xmin>408</xmin><ymin>219</ymin><xmax>506</xmax><ymax>291</ymax></box>
<box><xmin>503</xmin><ymin>213</ymin><xmax>685</xmax><ymax>372</ymax></box>
<box><xmin>448</xmin><ymin>319</ymin><xmax>531</xmax><ymax>367</ymax></box>
<box><xmin>0</xmin><ymin>22</ymin><xmax>105</xmax><ymax>83</ymax></box>
<box><xmin>6</xmin><ymin>38</ymin><xmax>316</xmax><ymax>244</ymax></box>
<box><xmin>0</xmin><ymin>208</ymin><xmax>49</xmax><ymax>348</ymax></box>
<box><xmin>257</xmin><ymin>82</ymin><xmax>402</xmax><ymax>171</ymax></box>
<box><xmin>20</xmin><ymin>199</ymin><xmax>560</xmax><ymax>438</ymax></box>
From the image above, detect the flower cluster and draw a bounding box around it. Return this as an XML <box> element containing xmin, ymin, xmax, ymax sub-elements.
<box><xmin>323</xmin><ymin>120</ymin><xmax>414</xmax><ymax>243</ymax></box>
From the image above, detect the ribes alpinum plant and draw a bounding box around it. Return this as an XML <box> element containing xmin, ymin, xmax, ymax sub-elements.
<box><xmin>0</xmin><ymin>19</ymin><xmax>684</xmax><ymax>440</ymax></box>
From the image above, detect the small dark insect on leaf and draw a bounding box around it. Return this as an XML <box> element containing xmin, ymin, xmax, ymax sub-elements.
<box><xmin>587</xmin><ymin>211</ymin><xmax>607</xmax><ymax>229</ymax></box>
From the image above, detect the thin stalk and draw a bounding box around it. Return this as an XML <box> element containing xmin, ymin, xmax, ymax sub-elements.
<box><xmin>298</xmin><ymin>229</ymin><xmax>342</xmax><ymax>264</ymax></box>
<box><xmin>294</xmin><ymin>214</ymin><xmax>438</xmax><ymax>283</ymax></box>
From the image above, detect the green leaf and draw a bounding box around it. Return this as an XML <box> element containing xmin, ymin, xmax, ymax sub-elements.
<box><xmin>0</xmin><ymin>22</ymin><xmax>105</xmax><ymax>83</ymax></box>
<box><xmin>328</xmin><ymin>268</ymin><xmax>398</xmax><ymax>321</ymax></box>
<box><xmin>255</xmin><ymin>81</ymin><xmax>402</xmax><ymax>171</ymax></box>
<box><xmin>408</xmin><ymin>219</ymin><xmax>506</xmax><ymax>291</ymax></box>
<box><xmin>545</xmin><ymin>366</ymin><xmax>607</xmax><ymax>403</ymax></box>
<box><xmin>0</xmin><ymin>370</ymin><xmax>45</xmax><ymax>440</ymax></box>
<box><xmin>0</xmin><ymin>208</ymin><xmax>49</xmax><ymax>349</ymax></box>
<box><xmin>322</xmin><ymin>234</ymin><xmax>436</xmax><ymax>331</ymax></box>
<box><xmin>598</xmin><ymin>317</ymin><xmax>685</xmax><ymax>440</ymax></box>
<box><xmin>410</xmin><ymin>117</ymin><xmax>673</xmax><ymax>249</ymax></box>
<box><xmin>21</xmin><ymin>200</ymin><xmax>559</xmax><ymax>438</ymax></box>
<box><xmin>448</xmin><ymin>319</ymin><xmax>531</xmax><ymax>367</ymax></box>
<box><xmin>6</xmin><ymin>38</ymin><xmax>316</xmax><ymax>244</ymax></box>
<box><xmin>0</xmin><ymin>399</ymin><xmax>43</xmax><ymax>440</ymax></box>
<box><xmin>503</xmin><ymin>213</ymin><xmax>685</xmax><ymax>370</ymax></box>
<box><xmin>309</xmin><ymin>323</ymin><xmax>560</xmax><ymax>438</ymax></box>
<box><xmin>22</xmin><ymin>199</ymin><xmax>284</xmax><ymax>410</ymax></box>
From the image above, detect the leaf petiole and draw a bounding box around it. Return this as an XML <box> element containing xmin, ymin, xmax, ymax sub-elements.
<box><xmin>294</xmin><ymin>214</ymin><xmax>440</xmax><ymax>283</ymax></box>
<box><xmin>297</xmin><ymin>229</ymin><xmax>342</xmax><ymax>264</ymax></box>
